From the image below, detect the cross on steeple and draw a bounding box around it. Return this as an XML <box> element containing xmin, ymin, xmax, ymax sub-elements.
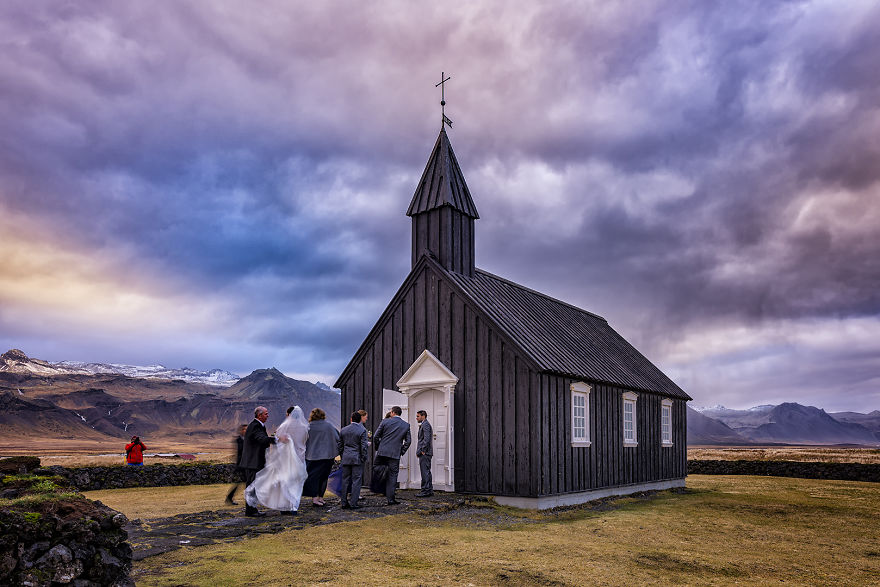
<box><xmin>436</xmin><ymin>72</ymin><xmax>453</xmax><ymax>129</ymax></box>
<box><xmin>407</xmin><ymin>106</ymin><xmax>479</xmax><ymax>276</ymax></box>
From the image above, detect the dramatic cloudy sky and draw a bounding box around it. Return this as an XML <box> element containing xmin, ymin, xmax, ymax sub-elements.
<box><xmin>1</xmin><ymin>1</ymin><xmax>878</xmax><ymax>411</ymax></box>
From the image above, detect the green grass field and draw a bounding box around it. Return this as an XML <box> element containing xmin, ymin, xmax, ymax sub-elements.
<box><xmin>90</xmin><ymin>475</ymin><xmax>880</xmax><ymax>586</ymax></box>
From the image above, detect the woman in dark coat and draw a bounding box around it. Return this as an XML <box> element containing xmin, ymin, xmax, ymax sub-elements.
<box><xmin>302</xmin><ymin>408</ymin><xmax>340</xmax><ymax>506</ymax></box>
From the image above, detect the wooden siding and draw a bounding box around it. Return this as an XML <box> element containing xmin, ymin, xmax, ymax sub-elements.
<box><xmin>411</xmin><ymin>208</ymin><xmax>475</xmax><ymax>277</ymax></box>
<box><xmin>339</xmin><ymin>263</ymin><xmax>535</xmax><ymax>494</ymax></box>
<box><xmin>338</xmin><ymin>261</ymin><xmax>688</xmax><ymax>497</ymax></box>
<box><xmin>538</xmin><ymin>375</ymin><xmax>687</xmax><ymax>494</ymax></box>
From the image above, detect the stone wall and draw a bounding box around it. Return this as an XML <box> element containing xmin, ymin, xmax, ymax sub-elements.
<box><xmin>687</xmin><ymin>459</ymin><xmax>880</xmax><ymax>482</ymax></box>
<box><xmin>40</xmin><ymin>460</ymin><xmax>880</xmax><ymax>491</ymax></box>
<box><xmin>40</xmin><ymin>463</ymin><xmax>238</xmax><ymax>491</ymax></box>
<box><xmin>0</xmin><ymin>501</ymin><xmax>132</xmax><ymax>587</ymax></box>
<box><xmin>0</xmin><ymin>457</ymin><xmax>134</xmax><ymax>587</ymax></box>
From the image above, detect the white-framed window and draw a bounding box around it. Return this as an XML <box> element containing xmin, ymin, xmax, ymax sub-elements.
<box><xmin>571</xmin><ymin>381</ymin><xmax>591</xmax><ymax>447</ymax></box>
<box><xmin>623</xmin><ymin>391</ymin><xmax>638</xmax><ymax>447</ymax></box>
<box><xmin>661</xmin><ymin>398</ymin><xmax>673</xmax><ymax>446</ymax></box>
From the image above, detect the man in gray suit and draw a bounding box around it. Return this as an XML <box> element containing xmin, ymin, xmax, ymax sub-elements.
<box><xmin>415</xmin><ymin>410</ymin><xmax>433</xmax><ymax>497</ymax></box>
<box><xmin>372</xmin><ymin>405</ymin><xmax>411</xmax><ymax>505</ymax></box>
<box><xmin>337</xmin><ymin>411</ymin><xmax>368</xmax><ymax>509</ymax></box>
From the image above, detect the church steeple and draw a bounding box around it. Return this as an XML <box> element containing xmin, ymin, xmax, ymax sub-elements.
<box><xmin>407</xmin><ymin>128</ymin><xmax>479</xmax><ymax>276</ymax></box>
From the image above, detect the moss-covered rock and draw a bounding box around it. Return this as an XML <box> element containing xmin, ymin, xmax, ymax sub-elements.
<box><xmin>0</xmin><ymin>472</ymin><xmax>133</xmax><ymax>586</ymax></box>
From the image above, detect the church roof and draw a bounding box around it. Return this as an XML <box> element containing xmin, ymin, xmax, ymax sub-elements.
<box><xmin>406</xmin><ymin>129</ymin><xmax>480</xmax><ymax>219</ymax></box>
<box><xmin>442</xmin><ymin>264</ymin><xmax>691</xmax><ymax>400</ymax></box>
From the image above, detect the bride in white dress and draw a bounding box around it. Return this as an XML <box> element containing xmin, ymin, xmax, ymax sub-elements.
<box><xmin>245</xmin><ymin>405</ymin><xmax>310</xmax><ymax>512</ymax></box>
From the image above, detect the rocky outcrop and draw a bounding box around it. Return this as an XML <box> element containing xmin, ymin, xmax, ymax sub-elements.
<box><xmin>688</xmin><ymin>459</ymin><xmax>880</xmax><ymax>482</ymax></box>
<box><xmin>0</xmin><ymin>500</ymin><xmax>132</xmax><ymax>586</ymax></box>
<box><xmin>42</xmin><ymin>463</ymin><xmax>238</xmax><ymax>491</ymax></box>
<box><xmin>0</xmin><ymin>457</ymin><xmax>133</xmax><ymax>587</ymax></box>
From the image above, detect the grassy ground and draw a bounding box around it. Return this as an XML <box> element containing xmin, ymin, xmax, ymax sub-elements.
<box><xmin>688</xmin><ymin>447</ymin><xmax>880</xmax><ymax>464</ymax></box>
<box><xmin>84</xmin><ymin>484</ymin><xmax>242</xmax><ymax>519</ymax></box>
<box><xmin>110</xmin><ymin>475</ymin><xmax>880</xmax><ymax>586</ymax></box>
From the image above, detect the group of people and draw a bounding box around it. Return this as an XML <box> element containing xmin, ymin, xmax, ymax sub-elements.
<box><xmin>227</xmin><ymin>404</ymin><xmax>434</xmax><ymax>517</ymax></box>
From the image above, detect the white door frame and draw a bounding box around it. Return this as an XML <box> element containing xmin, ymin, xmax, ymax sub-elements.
<box><xmin>395</xmin><ymin>349</ymin><xmax>457</xmax><ymax>491</ymax></box>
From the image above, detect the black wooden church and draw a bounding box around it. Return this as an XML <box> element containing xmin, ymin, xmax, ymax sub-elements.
<box><xmin>335</xmin><ymin>127</ymin><xmax>690</xmax><ymax>508</ymax></box>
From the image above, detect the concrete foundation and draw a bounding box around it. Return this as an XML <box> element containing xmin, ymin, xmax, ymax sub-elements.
<box><xmin>492</xmin><ymin>478</ymin><xmax>686</xmax><ymax>510</ymax></box>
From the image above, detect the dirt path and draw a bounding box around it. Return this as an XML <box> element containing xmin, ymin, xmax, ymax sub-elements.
<box><xmin>126</xmin><ymin>487</ymin><xmax>667</xmax><ymax>562</ymax></box>
<box><xmin>126</xmin><ymin>489</ymin><xmax>484</xmax><ymax>560</ymax></box>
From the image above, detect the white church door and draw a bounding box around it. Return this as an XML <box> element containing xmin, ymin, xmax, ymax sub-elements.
<box><xmin>410</xmin><ymin>387</ymin><xmax>452</xmax><ymax>490</ymax></box>
<box><xmin>397</xmin><ymin>349</ymin><xmax>457</xmax><ymax>492</ymax></box>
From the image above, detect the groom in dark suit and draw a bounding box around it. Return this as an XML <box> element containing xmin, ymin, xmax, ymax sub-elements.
<box><xmin>240</xmin><ymin>406</ymin><xmax>286</xmax><ymax>517</ymax></box>
<box><xmin>372</xmin><ymin>405</ymin><xmax>411</xmax><ymax>505</ymax></box>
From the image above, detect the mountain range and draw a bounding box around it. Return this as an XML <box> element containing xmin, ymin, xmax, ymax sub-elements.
<box><xmin>2</xmin><ymin>349</ymin><xmax>877</xmax><ymax>449</ymax></box>
<box><xmin>0</xmin><ymin>348</ymin><xmax>240</xmax><ymax>386</ymax></box>
<box><xmin>0</xmin><ymin>350</ymin><xmax>341</xmax><ymax>450</ymax></box>
<box><xmin>688</xmin><ymin>403</ymin><xmax>880</xmax><ymax>446</ymax></box>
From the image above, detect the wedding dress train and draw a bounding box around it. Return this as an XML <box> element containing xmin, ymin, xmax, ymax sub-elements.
<box><xmin>245</xmin><ymin>406</ymin><xmax>309</xmax><ymax>511</ymax></box>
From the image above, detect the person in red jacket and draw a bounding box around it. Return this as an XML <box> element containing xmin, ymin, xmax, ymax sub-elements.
<box><xmin>125</xmin><ymin>436</ymin><xmax>146</xmax><ymax>466</ymax></box>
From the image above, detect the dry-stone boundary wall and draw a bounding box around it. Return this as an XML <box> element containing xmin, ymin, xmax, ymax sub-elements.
<box><xmin>44</xmin><ymin>460</ymin><xmax>880</xmax><ymax>491</ymax></box>
<box><xmin>687</xmin><ymin>459</ymin><xmax>879</xmax><ymax>482</ymax></box>
<box><xmin>41</xmin><ymin>463</ymin><xmax>238</xmax><ymax>491</ymax></box>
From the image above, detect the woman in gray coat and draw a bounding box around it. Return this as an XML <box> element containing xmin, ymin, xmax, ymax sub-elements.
<box><xmin>302</xmin><ymin>408</ymin><xmax>340</xmax><ymax>506</ymax></box>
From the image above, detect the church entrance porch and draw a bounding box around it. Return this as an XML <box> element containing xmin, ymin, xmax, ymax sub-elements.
<box><xmin>382</xmin><ymin>349</ymin><xmax>456</xmax><ymax>492</ymax></box>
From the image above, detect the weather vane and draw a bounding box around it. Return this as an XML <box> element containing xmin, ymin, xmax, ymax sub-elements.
<box><xmin>436</xmin><ymin>71</ymin><xmax>453</xmax><ymax>129</ymax></box>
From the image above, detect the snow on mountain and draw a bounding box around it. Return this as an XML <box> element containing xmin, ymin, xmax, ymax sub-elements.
<box><xmin>315</xmin><ymin>381</ymin><xmax>341</xmax><ymax>394</ymax></box>
<box><xmin>2</xmin><ymin>349</ymin><xmax>240</xmax><ymax>387</ymax></box>
<box><xmin>1</xmin><ymin>349</ymin><xmax>91</xmax><ymax>376</ymax></box>
<box><xmin>694</xmin><ymin>404</ymin><xmax>777</xmax><ymax>415</ymax></box>
<box><xmin>4</xmin><ymin>348</ymin><xmax>333</xmax><ymax>392</ymax></box>
<box><xmin>691</xmin><ymin>405</ymin><xmax>726</xmax><ymax>413</ymax></box>
<box><xmin>749</xmin><ymin>404</ymin><xmax>776</xmax><ymax>412</ymax></box>
<box><xmin>52</xmin><ymin>360</ymin><xmax>241</xmax><ymax>386</ymax></box>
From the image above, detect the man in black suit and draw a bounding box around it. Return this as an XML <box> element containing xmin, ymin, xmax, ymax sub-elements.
<box><xmin>240</xmin><ymin>406</ymin><xmax>287</xmax><ymax>516</ymax></box>
<box><xmin>372</xmin><ymin>405</ymin><xmax>411</xmax><ymax>505</ymax></box>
